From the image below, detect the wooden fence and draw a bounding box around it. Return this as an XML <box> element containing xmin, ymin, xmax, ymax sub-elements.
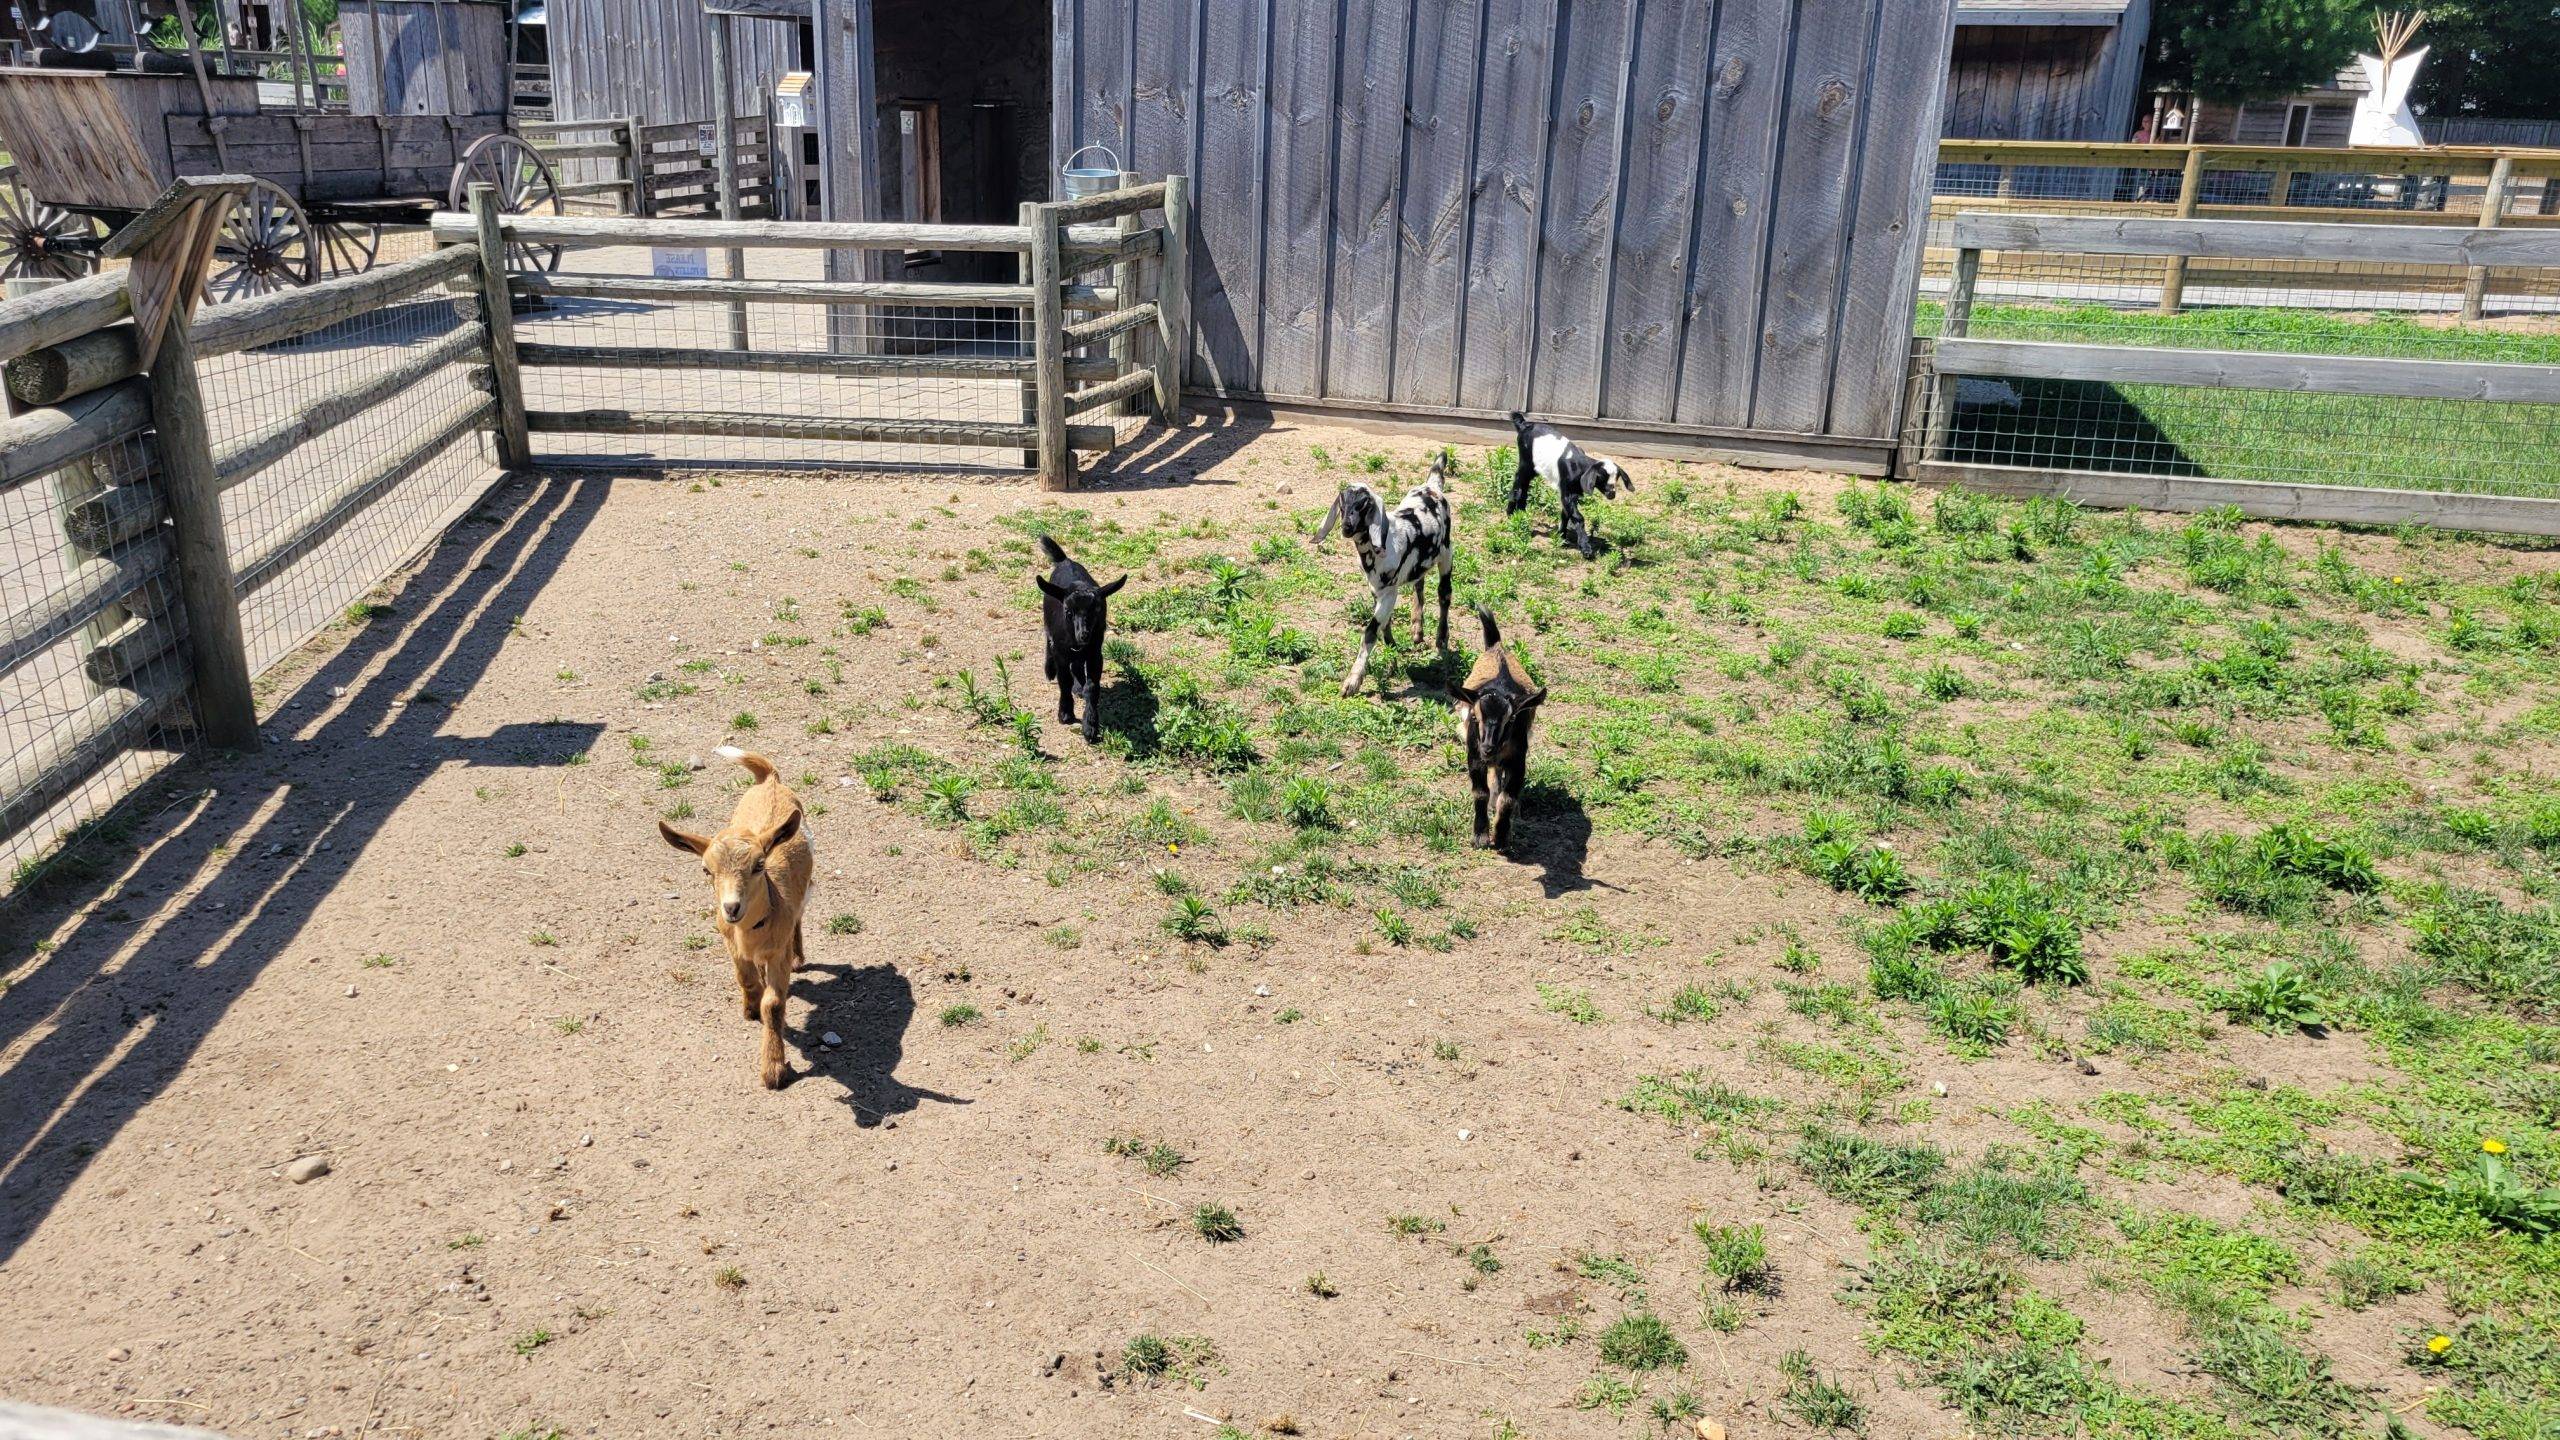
<box><xmin>0</xmin><ymin>195</ymin><xmax>497</xmax><ymax>872</ymax></box>
<box><xmin>1931</xmin><ymin>140</ymin><xmax>2560</xmax><ymax>301</ymax></box>
<box><xmin>424</xmin><ymin>175</ymin><xmax>1191</xmax><ymax>489</ymax></box>
<box><xmin>520</xmin><ymin>116</ymin><xmax>643</xmax><ymax>216</ymax></box>
<box><xmin>1903</xmin><ymin>211</ymin><xmax>2560</xmax><ymax>537</ymax></box>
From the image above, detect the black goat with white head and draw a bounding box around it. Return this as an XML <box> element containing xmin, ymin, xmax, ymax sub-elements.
<box><xmin>1508</xmin><ymin>411</ymin><xmax>1633</xmax><ymax>560</ymax></box>
<box><xmin>1453</xmin><ymin>606</ymin><xmax>1546</xmax><ymax>851</ymax></box>
<box><xmin>1312</xmin><ymin>450</ymin><xmax>1455</xmax><ymax>696</ymax></box>
<box><xmin>1034</xmin><ymin>535</ymin><xmax>1126</xmax><ymax>743</ymax></box>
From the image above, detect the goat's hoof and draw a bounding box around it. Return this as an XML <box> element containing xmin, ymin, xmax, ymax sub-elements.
<box><xmin>761</xmin><ymin>1063</ymin><xmax>790</xmax><ymax>1090</ymax></box>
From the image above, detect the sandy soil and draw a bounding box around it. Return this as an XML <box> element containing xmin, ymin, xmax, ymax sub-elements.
<box><xmin>0</xmin><ymin>417</ymin><xmax>2483</xmax><ymax>1440</ymax></box>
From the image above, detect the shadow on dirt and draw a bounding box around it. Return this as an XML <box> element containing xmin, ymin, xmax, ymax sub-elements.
<box><xmin>0</xmin><ymin>476</ymin><xmax>607</xmax><ymax>1265</ymax></box>
<box><xmin>792</xmin><ymin>961</ymin><xmax>968</xmax><ymax>1128</ymax></box>
<box><xmin>1515</xmin><ymin>782</ymin><xmax>1610</xmax><ymax>900</ymax></box>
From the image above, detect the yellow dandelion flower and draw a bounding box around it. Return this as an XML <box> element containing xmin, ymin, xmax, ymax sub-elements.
<box><xmin>2483</xmin><ymin>1138</ymin><xmax>2509</xmax><ymax>1155</ymax></box>
<box><xmin>1166</xmin><ymin>843</ymin><xmax>1179</xmax><ymax>855</ymax></box>
<box><xmin>2428</xmin><ymin>1335</ymin><xmax>2453</xmax><ymax>1355</ymax></box>
<box><xmin>2392</xmin><ymin>576</ymin><xmax>2407</xmax><ymax>585</ymax></box>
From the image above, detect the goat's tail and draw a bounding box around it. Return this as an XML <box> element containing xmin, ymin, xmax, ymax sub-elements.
<box><xmin>1036</xmin><ymin>534</ymin><xmax>1068</xmax><ymax>565</ymax></box>
<box><xmin>1475</xmin><ymin>604</ymin><xmax>1501</xmax><ymax>649</ymax></box>
<box><xmin>715</xmin><ymin>745</ymin><xmax>779</xmax><ymax>784</ymax></box>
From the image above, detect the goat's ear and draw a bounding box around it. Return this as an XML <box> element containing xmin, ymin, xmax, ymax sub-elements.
<box><xmin>1035</xmin><ymin>576</ymin><xmax>1068</xmax><ymax>600</ymax></box>
<box><xmin>760</xmin><ymin>806</ymin><xmax>801</xmax><ymax>852</ymax></box>
<box><xmin>1098</xmin><ymin>574</ymin><xmax>1128</xmax><ymax>598</ymax></box>
<box><xmin>659</xmin><ymin>819</ymin><xmax>711</xmax><ymax>855</ymax></box>
<box><xmin>1365</xmin><ymin>502</ymin><xmax>1387</xmax><ymax>553</ymax></box>
<box><xmin>1518</xmin><ymin>687</ymin><xmax>1548</xmax><ymax>713</ymax></box>
<box><xmin>1310</xmin><ymin>489</ymin><xmax>1345</xmax><ymax>547</ymax></box>
<box><xmin>1615</xmin><ymin>466</ymin><xmax>1635</xmax><ymax>493</ymax></box>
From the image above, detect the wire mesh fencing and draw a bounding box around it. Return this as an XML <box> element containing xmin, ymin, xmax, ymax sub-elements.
<box><xmin>0</xmin><ymin>427</ymin><xmax>196</xmax><ymax>884</ymax></box>
<box><xmin>1905</xmin><ymin>229</ymin><xmax>2560</xmax><ymax>503</ymax></box>
<box><xmin>505</xmin><ymin>234</ymin><xmax>1155</xmax><ymax>475</ymax></box>
<box><xmin>197</xmin><ymin>285</ymin><xmax>499</xmax><ymax>675</ymax></box>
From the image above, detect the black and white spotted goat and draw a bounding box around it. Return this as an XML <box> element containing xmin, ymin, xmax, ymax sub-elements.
<box><xmin>1035</xmin><ymin>535</ymin><xmax>1126</xmax><ymax>744</ymax></box>
<box><xmin>1312</xmin><ymin>450</ymin><xmax>1456</xmax><ymax>696</ymax></box>
<box><xmin>1508</xmin><ymin>411</ymin><xmax>1634</xmax><ymax>560</ymax></box>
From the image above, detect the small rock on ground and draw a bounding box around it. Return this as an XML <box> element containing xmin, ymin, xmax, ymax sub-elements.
<box><xmin>284</xmin><ymin>1155</ymin><xmax>330</xmax><ymax>1184</ymax></box>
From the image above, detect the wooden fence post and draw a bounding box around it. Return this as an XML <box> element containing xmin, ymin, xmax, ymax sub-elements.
<box><xmin>708</xmin><ymin>15</ymin><xmax>750</xmax><ymax>350</ymax></box>
<box><xmin>468</xmin><ymin>183</ymin><xmax>533</xmax><ymax>470</ymax></box>
<box><xmin>1922</xmin><ymin>246</ymin><xmax>1980</xmax><ymax>463</ymax></box>
<box><xmin>2158</xmin><ymin>146</ymin><xmax>2208</xmax><ymax>315</ymax></box>
<box><xmin>1153</xmin><ymin>173</ymin><xmax>1190</xmax><ymax>424</ymax></box>
<box><xmin>1023</xmin><ymin>199</ymin><xmax>1069</xmax><ymax>489</ymax></box>
<box><xmin>2462</xmin><ymin>155</ymin><xmax>2515</xmax><ymax>322</ymax></box>
<box><xmin>145</xmin><ymin>312</ymin><xmax>258</xmax><ymax>750</ymax></box>
<box><xmin>1112</xmin><ymin>172</ymin><xmax>1145</xmax><ymax>416</ymax></box>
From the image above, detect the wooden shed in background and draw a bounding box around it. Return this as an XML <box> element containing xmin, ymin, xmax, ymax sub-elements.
<box><xmin>1941</xmin><ymin>0</ymin><xmax>2151</xmax><ymax>142</ymax></box>
<box><xmin>542</xmin><ymin>0</ymin><xmax>1961</xmax><ymax>471</ymax></box>
<box><xmin>1060</xmin><ymin>0</ymin><xmax>1959</xmax><ymax>470</ymax></box>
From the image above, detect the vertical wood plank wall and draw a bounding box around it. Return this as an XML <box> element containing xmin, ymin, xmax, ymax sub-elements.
<box><xmin>545</xmin><ymin>0</ymin><xmax>798</xmax><ymax>135</ymax></box>
<box><xmin>1058</xmin><ymin>0</ymin><xmax>1957</xmax><ymax>453</ymax></box>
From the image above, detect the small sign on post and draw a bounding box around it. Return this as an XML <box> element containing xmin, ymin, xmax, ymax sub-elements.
<box><xmin>651</xmin><ymin>247</ymin><xmax>710</xmax><ymax>279</ymax></box>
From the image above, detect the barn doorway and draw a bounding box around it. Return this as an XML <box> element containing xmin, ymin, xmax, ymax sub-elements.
<box><xmin>865</xmin><ymin>0</ymin><xmax>1049</xmax><ymax>285</ymax></box>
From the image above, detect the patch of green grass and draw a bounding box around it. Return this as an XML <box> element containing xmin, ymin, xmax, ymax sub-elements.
<box><xmin>1596</xmin><ymin>1311</ymin><xmax>1686</xmax><ymax>1370</ymax></box>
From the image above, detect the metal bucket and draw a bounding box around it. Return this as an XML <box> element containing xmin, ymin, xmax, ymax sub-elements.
<box><xmin>1062</xmin><ymin>145</ymin><xmax>1122</xmax><ymax>200</ymax></box>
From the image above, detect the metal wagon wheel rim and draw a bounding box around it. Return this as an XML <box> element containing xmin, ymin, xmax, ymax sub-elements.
<box><xmin>206</xmin><ymin>180</ymin><xmax>319</xmax><ymax>304</ymax></box>
<box><xmin>0</xmin><ymin>164</ymin><xmax>103</xmax><ymax>282</ymax></box>
<box><xmin>448</xmin><ymin>134</ymin><xmax>564</xmax><ymax>274</ymax></box>
<box><xmin>317</xmin><ymin>219</ymin><xmax>383</xmax><ymax>280</ymax></box>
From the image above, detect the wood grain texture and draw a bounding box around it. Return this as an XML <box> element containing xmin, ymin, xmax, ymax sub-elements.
<box><xmin>1324</xmin><ymin>0</ymin><xmax>1415</xmax><ymax>402</ymax></box>
<box><xmin>1388</xmin><ymin>0</ymin><xmax>1485</xmax><ymax>407</ymax></box>
<box><xmin>233</xmin><ymin>396</ymin><xmax>496</xmax><ymax>597</ymax></box>
<box><xmin>1825</xmin><ymin>0</ymin><xmax>1958</xmax><ymax>439</ymax></box>
<box><xmin>0</xmin><ymin>273</ymin><xmax>134</xmax><ymax>369</ymax></box>
<box><xmin>6</xmin><ymin>325</ymin><xmax>144</xmax><ymax>408</ymax></box>
<box><xmin>1454</xmin><ymin>0</ymin><xmax>1556</xmax><ymax>410</ymax></box>
<box><xmin>0</xmin><ymin>380</ymin><xmax>153</xmax><ymax>493</ymax></box>
<box><xmin>1935</xmin><ymin>337</ymin><xmax>2560</xmax><ymax>404</ymax></box>
<box><xmin>524</xmin><ymin>408</ymin><xmax>1116</xmax><ymax>450</ymax></box>
<box><xmin>1599</xmin><ymin>0</ymin><xmax>1715</xmax><ymax>422</ymax></box>
<box><xmin>0</xmin><ymin>534</ymin><xmax>171</xmax><ymax>683</ymax></box>
<box><xmin>1191</xmin><ymin>0</ymin><xmax>1271</xmax><ymax>392</ymax></box>
<box><xmin>1746</xmin><ymin>0</ymin><xmax>1880</xmax><ymax>434</ymax></box>
<box><xmin>212</xmin><ymin>327</ymin><xmax>485</xmax><ymax>491</ymax></box>
<box><xmin>142</xmin><ymin>321</ymin><xmax>257</xmax><ymax>750</ymax></box>
<box><xmin>189</xmin><ymin>247</ymin><xmax>476</xmax><ymax>357</ymax></box>
<box><xmin>516</xmin><ymin>274</ymin><xmax>1038</xmax><ymax>306</ymax></box>
<box><xmin>1131</xmin><ymin>0</ymin><xmax>1199</xmax><ymax>187</ymax></box>
<box><xmin>1526</xmin><ymin>0</ymin><xmax>1636</xmax><ymax>419</ymax></box>
<box><xmin>1258</xmin><ymin>0</ymin><xmax>1343</xmax><ymax>399</ymax></box>
<box><xmin>1674</xmin><ymin>0</ymin><xmax>1791</xmax><ymax>428</ymax></box>
<box><xmin>1953</xmin><ymin>212</ymin><xmax>2560</xmax><ymax>267</ymax></box>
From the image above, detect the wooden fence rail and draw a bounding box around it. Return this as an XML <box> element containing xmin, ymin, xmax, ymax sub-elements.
<box><xmin>437</xmin><ymin>174</ymin><xmax>1193</xmax><ymax>490</ymax></box>
<box><xmin>1903</xmin><ymin>211</ymin><xmax>2560</xmax><ymax>537</ymax></box>
<box><xmin>0</xmin><ymin>182</ymin><xmax>498</xmax><ymax>871</ymax></box>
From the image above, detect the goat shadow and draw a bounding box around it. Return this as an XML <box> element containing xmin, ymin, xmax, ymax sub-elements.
<box><xmin>792</xmin><ymin>960</ymin><xmax>968</xmax><ymax>1127</ymax></box>
<box><xmin>1092</xmin><ymin>663</ymin><xmax>1162</xmax><ymax>754</ymax></box>
<box><xmin>1512</xmin><ymin>781</ymin><xmax>1611</xmax><ymax>899</ymax></box>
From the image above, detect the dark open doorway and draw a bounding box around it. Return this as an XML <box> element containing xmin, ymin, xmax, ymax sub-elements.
<box><xmin>867</xmin><ymin>0</ymin><xmax>1049</xmax><ymax>284</ymax></box>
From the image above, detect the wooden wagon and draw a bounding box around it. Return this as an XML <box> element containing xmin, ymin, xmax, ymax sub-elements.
<box><xmin>0</xmin><ymin>0</ymin><xmax>561</xmax><ymax>301</ymax></box>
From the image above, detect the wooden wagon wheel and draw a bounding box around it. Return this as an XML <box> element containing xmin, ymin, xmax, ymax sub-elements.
<box><xmin>206</xmin><ymin>180</ymin><xmax>319</xmax><ymax>304</ymax></box>
<box><xmin>317</xmin><ymin>220</ymin><xmax>383</xmax><ymax>280</ymax></box>
<box><xmin>447</xmin><ymin>134</ymin><xmax>564</xmax><ymax>274</ymax></box>
<box><xmin>0</xmin><ymin>165</ymin><xmax>103</xmax><ymax>282</ymax></box>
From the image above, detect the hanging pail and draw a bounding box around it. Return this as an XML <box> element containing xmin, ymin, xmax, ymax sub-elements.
<box><xmin>1062</xmin><ymin>145</ymin><xmax>1122</xmax><ymax>200</ymax></box>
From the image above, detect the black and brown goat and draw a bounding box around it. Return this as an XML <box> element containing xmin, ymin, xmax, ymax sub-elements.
<box><xmin>1035</xmin><ymin>535</ymin><xmax>1126</xmax><ymax>743</ymax></box>
<box><xmin>1452</xmin><ymin>607</ymin><xmax>1547</xmax><ymax>850</ymax></box>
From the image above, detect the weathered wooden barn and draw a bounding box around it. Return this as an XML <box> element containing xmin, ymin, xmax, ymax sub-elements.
<box><xmin>1940</xmin><ymin>0</ymin><xmax>2150</xmax><ymax>142</ymax></box>
<box><xmin>542</xmin><ymin>0</ymin><xmax>1963</xmax><ymax>471</ymax></box>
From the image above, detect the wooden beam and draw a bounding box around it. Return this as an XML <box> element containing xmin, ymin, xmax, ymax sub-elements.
<box><xmin>212</xmin><ymin>327</ymin><xmax>486</xmax><ymax>491</ymax></box>
<box><xmin>0</xmin><ymin>533</ymin><xmax>171</xmax><ymax>682</ymax></box>
<box><xmin>1025</xmin><ymin>201</ymin><xmax>1070</xmax><ymax>487</ymax></box>
<box><xmin>5</xmin><ymin>323</ymin><xmax>142</xmax><ymax>406</ymax></box>
<box><xmin>1042</xmin><ymin>183</ymin><xmax>1170</xmax><ymax>227</ymax></box>
<box><xmin>0</xmin><ymin>378</ymin><xmax>152</xmax><ymax>492</ymax></box>
<box><xmin>0</xmin><ymin>272</ymin><xmax>132</xmax><ymax>368</ymax></box>
<box><xmin>516</xmin><ymin>274</ymin><xmax>1039</xmax><ymax>307</ymax></box>
<box><xmin>233</xmin><ymin>396</ymin><xmax>496</xmax><ymax>598</ymax></box>
<box><xmin>423</xmin><ymin>211</ymin><xmax>1131</xmax><ymax>257</ymax></box>
<box><xmin>143</xmin><ymin>317</ymin><xmax>257</xmax><ymax>750</ymax></box>
<box><xmin>2462</xmin><ymin>154</ymin><xmax>2516</xmax><ymax>321</ymax></box>
<box><xmin>1153</xmin><ymin>175</ymin><xmax>1190</xmax><ymax>421</ymax></box>
<box><xmin>1933</xmin><ymin>336</ymin><xmax>2560</xmax><ymax>404</ymax></box>
<box><xmin>512</xmin><ymin>341</ymin><xmax>1116</xmax><ymax>383</ymax></box>
<box><xmin>2159</xmin><ymin>147</ymin><xmax>2207</xmax><ymax>314</ymax></box>
<box><xmin>1062</xmin><ymin>302</ymin><xmax>1161</xmax><ymax>350</ymax></box>
<box><xmin>190</xmin><ymin>247</ymin><xmax>477</xmax><ymax>357</ymax></box>
<box><xmin>523</xmin><ymin>408</ymin><xmax>1116</xmax><ymax>451</ymax></box>
<box><xmin>0</xmin><ymin>663</ymin><xmax>188</xmax><ymax>845</ymax></box>
<box><xmin>1906</xmin><ymin>460</ymin><xmax>2560</xmax><ymax>538</ymax></box>
<box><xmin>1952</xmin><ymin>211</ymin><xmax>2560</xmax><ymax>268</ymax></box>
<box><xmin>467</xmin><ymin>184</ymin><xmax>530</xmax><ymax>470</ymax></box>
<box><xmin>1065</xmin><ymin>367</ymin><xmax>1154</xmax><ymax>416</ymax></box>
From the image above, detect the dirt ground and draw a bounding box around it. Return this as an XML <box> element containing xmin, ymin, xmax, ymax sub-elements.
<box><xmin>0</xmin><ymin>415</ymin><xmax>2527</xmax><ymax>1440</ymax></box>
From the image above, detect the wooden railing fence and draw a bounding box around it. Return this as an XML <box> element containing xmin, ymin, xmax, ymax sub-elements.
<box><xmin>0</xmin><ymin>200</ymin><xmax>496</xmax><ymax>867</ymax></box>
<box><xmin>1905</xmin><ymin>211</ymin><xmax>2560</xmax><ymax>537</ymax></box>
<box><xmin>424</xmin><ymin>174</ymin><xmax>1192</xmax><ymax>489</ymax></box>
<box><xmin>520</xmin><ymin>117</ymin><xmax>644</xmax><ymax>216</ymax></box>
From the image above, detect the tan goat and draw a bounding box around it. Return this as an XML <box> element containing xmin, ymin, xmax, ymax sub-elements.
<box><xmin>658</xmin><ymin>747</ymin><xmax>813</xmax><ymax>1089</ymax></box>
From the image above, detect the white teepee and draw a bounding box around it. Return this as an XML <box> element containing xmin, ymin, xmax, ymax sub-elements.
<box><xmin>2351</xmin><ymin>10</ymin><xmax>2428</xmax><ymax>147</ymax></box>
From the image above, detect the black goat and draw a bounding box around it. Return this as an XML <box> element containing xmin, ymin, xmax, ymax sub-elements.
<box><xmin>1452</xmin><ymin>606</ymin><xmax>1546</xmax><ymax>850</ymax></box>
<box><xmin>1035</xmin><ymin>536</ymin><xmax>1126</xmax><ymax>743</ymax></box>
<box><xmin>1508</xmin><ymin>411</ymin><xmax>1633</xmax><ymax>560</ymax></box>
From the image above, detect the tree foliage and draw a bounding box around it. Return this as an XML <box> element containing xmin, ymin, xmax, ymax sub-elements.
<box><xmin>2147</xmin><ymin>0</ymin><xmax>2368</xmax><ymax>104</ymax></box>
<box><xmin>2408</xmin><ymin>0</ymin><xmax>2560</xmax><ymax>119</ymax></box>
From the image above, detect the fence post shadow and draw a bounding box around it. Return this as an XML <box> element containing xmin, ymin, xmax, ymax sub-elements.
<box><xmin>0</xmin><ymin>475</ymin><xmax>606</xmax><ymax>1265</ymax></box>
